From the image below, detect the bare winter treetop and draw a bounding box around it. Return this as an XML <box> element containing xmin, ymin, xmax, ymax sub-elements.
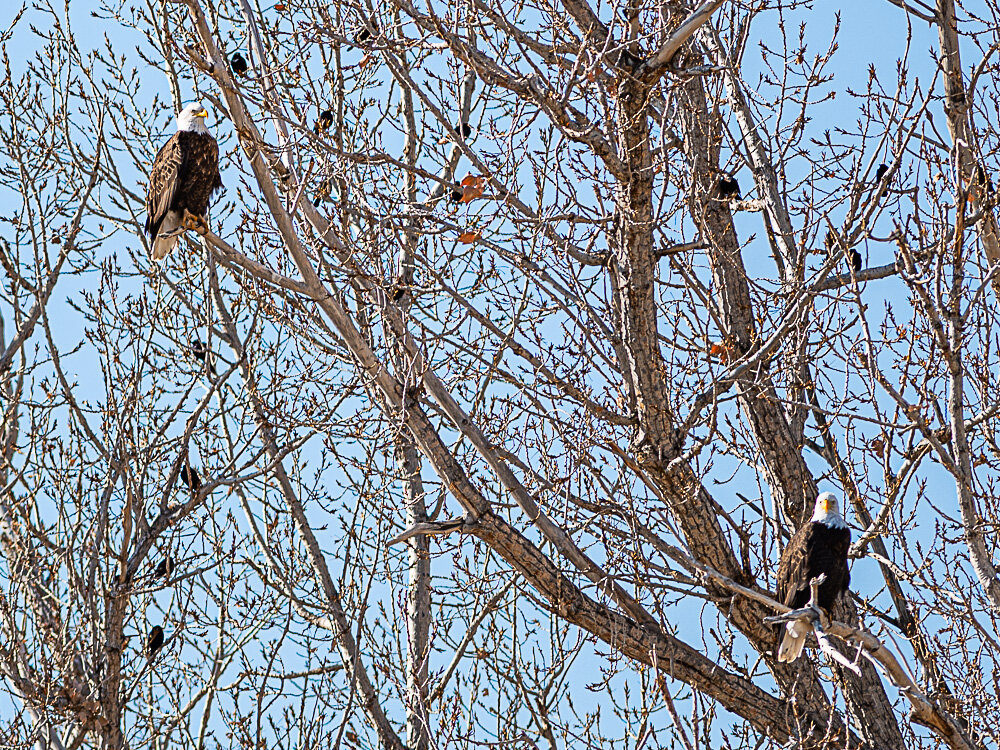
<box><xmin>1</xmin><ymin>0</ymin><xmax>999</xmax><ymax>748</ymax></box>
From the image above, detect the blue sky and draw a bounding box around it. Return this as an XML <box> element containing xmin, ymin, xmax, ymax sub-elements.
<box><xmin>0</xmin><ymin>0</ymin><xmax>993</xmax><ymax>746</ymax></box>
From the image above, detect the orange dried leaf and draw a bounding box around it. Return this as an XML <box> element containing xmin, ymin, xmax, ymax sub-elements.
<box><xmin>274</xmin><ymin>2</ymin><xmax>287</xmax><ymax>9</ymax></box>
<box><xmin>709</xmin><ymin>342</ymin><xmax>734</xmax><ymax>363</ymax></box>
<box><xmin>459</xmin><ymin>174</ymin><xmax>486</xmax><ymax>203</ymax></box>
<box><xmin>458</xmin><ymin>230</ymin><xmax>481</xmax><ymax>244</ymax></box>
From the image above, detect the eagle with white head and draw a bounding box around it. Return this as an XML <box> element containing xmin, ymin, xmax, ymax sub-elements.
<box><xmin>144</xmin><ymin>102</ymin><xmax>223</xmax><ymax>260</ymax></box>
<box><xmin>774</xmin><ymin>491</ymin><xmax>851</xmax><ymax>663</ymax></box>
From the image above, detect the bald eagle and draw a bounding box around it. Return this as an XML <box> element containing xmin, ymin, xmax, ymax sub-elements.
<box><xmin>775</xmin><ymin>492</ymin><xmax>851</xmax><ymax>663</ymax></box>
<box><xmin>145</xmin><ymin>102</ymin><xmax>223</xmax><ymax>261</ymax></box>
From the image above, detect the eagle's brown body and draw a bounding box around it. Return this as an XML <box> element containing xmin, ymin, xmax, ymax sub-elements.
<box><xmin>145</xmin><ymin>129</ymin><xmax>222</xmax><ymax>260</ymax></box>
<box><xmin>776</xmin><ymin>521</ymin><xmax>851</xmax><ymax>613</ymax></box>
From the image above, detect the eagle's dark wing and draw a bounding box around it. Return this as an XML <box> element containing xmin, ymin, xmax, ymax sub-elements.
<box><xmin>206</xmin><ymin>137</ymin><xmax>223</xmax><ymax>193</ymax></box>
<box><xmin>775</xmin><ymin>521</ymin><xmax>813</xmax><ymax>655</ymax></box>
<box><xmin>144</xmin><ymin>133</ymin><xmax>185</xmax><ymax>239</ymax></box>
<box><xmin>776</xmin><ymin>521</ymin><xmax>812</xmax><ymax>608</ymax></box>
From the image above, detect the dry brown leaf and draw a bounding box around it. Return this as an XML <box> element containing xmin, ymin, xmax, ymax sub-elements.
<box><xmin>709</xmin><ymin>342</ymin><xmax>734</xmax><ymax>363</ymax></box>
<box><xmin>460</xmin><ymin>174</ymin><xmax>485</xmax><ymax>203</ymax></box>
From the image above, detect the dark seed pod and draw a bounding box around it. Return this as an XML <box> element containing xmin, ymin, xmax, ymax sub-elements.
<box><xmin>848</xmin><ymin>248</ymin><xmax>862</xmax><ymax>273</ymax></box>
<box><xmin>717</xmin><ymin>175</ymin><xmax>741</xmax><ymax>199</ymax></box>
<box><xmin>153</xmin><ymin>556</ymin><xmax>175</xmax><ymax>579</ymax></box>
<box><xmin>353</xmin><ymin>20</ymin><xmax>376</xmax><ymax>47</ymax></box>
<box><xmin>230</xmin><ymin>52</ymin><xmax>248</xmax><ymax>76</ymax></box>
<box><xmin>146</xmin><ymin>626</ymin><xmax>164</xmax><ymax>662</ymax></box>
<box><xmin>314</xmin><ymin>109</ymin><xmax>334</xmax><ymax>134</ymax></box>
<box><xmin>181</xmin><ymin>463</ymin><xmax>201</xmax><ymax>493</ymax></box>
<box><xmin>189</xmin><ymin>339</ymin><xmax>215</xmax><ymax>374</ymax></box>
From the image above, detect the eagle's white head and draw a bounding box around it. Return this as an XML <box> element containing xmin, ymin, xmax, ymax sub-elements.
<box><xmin>177</xmin><ymin>102</ymin><xmax>210</xmax><ymax>134</ymax></box>
<box><xmin>811</xmin><ymin>491</ymin><xmax>848</xmax><ymax>529</ymax></box>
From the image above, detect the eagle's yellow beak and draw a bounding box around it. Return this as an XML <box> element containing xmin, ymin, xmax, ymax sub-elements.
<box><xmin>820</xmin><ymin>496</ymin><xmax>831</xmax><ymax>512</ymax></box>
<box><xmin>196</xmin><ymin>109</ymin><xmax>209</xmax><ymax>118</ymax></box>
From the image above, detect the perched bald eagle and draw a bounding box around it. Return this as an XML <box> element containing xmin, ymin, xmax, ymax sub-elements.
<box><xmin>775</xmin><ymin>492</ymin><xmax>851</xmax><ymax>663</ymax></box>
<box><xmin>145</xmin><ymin>102</ymin><xmax>223</xmax><ymax>261</ymax></box>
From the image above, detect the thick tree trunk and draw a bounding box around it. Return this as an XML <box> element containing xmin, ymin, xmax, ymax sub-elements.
<box><xmin>600</xmin><ymin>18</ymin><xmax>905</xmax><ymax>747</ymax></box>
<box><xmin>936</xmin><ymin>0</ymin><xmax>1000</xmax><ymax>273</ymax></box>
<box><xmin>606</xmin><ymin>62</ymin><xmax>854</xmax><ymax>745</ymax></box>
<box><xmin>397</xmin><ymin>440</ymin><xmax>431</xmax><ymax>750</ymax></box>
<box><xmin>676</xmin><ymin>65</ymin><xmax>906</xmax><ymax>750</ymax></box>
<box><xmin>935</xmin><ymin>0</ymin><xmax>1000</xmax><ymax>613</ymax></box>
<box><xmin>395</xmin><ymin>47</ymin><xmax>433</xmax><ymax>750</ymax></box>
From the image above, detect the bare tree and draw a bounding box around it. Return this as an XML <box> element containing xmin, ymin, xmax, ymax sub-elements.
<box><xmin>1</xmin><ymin>0</ymin><xmax>999</xmax><ymax>748</ymax></box>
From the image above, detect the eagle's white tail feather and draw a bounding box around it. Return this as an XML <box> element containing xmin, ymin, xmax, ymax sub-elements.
<box><xmin>151</xmin><ymin>210</ymin><xmax>182</xmax><ymax>261</ymax></box>
<box><xmin>151</xmin><ymin>234</ymin><xmax>179</xmax><ymax>261</ymax></box>
<box><xmin>777</xmin><ymin>620</ymin><xmax>809</xmax><ymax>663</ymax></box>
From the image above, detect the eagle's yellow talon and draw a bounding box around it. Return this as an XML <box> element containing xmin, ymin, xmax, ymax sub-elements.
<box><xmin>182</xmin><ymin>210</ymin><xmax>208</xmax><ymax>235</ymax></box>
